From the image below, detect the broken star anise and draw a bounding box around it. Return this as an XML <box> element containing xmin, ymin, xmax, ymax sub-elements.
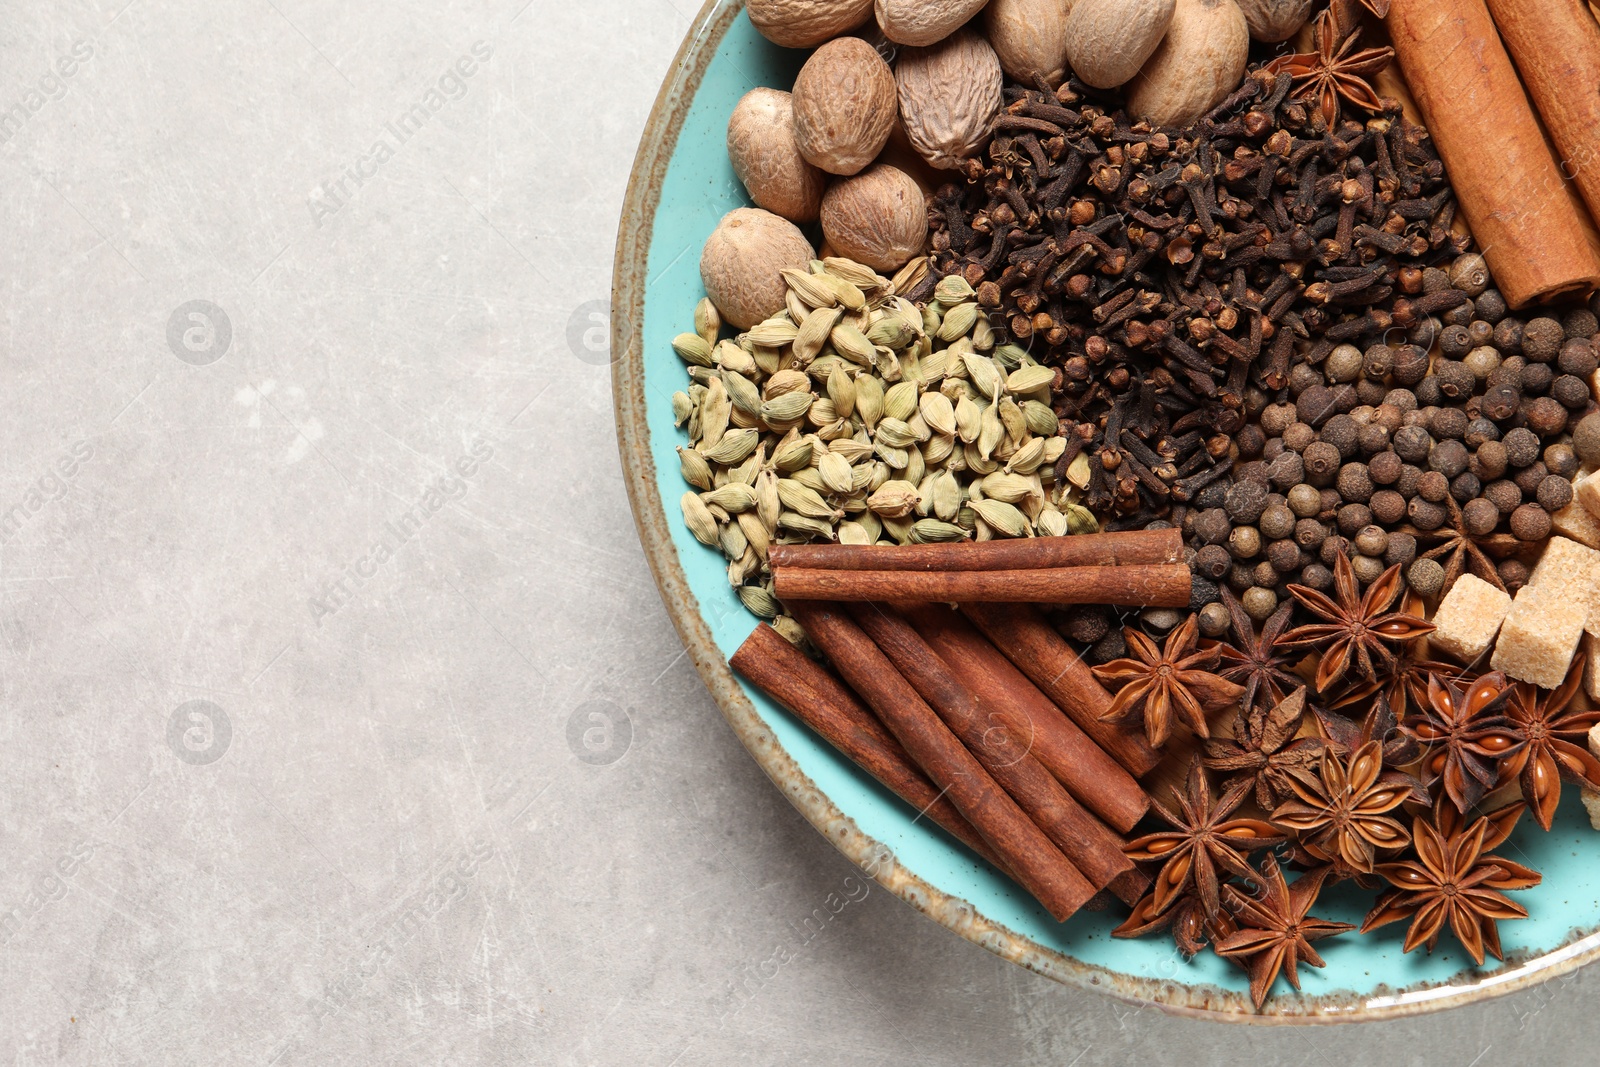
<box><xmin>1203</xmin><ymin>686</ymin><xmax>1330</xmax><ymax>811</ymax></box>
<box><xmin>1123</xmin><ymin>760</ymin><xmax>1284</xmax><ymax>919</ymax></box>
<box><xmin>1503</xmin><ymin>661</ymin><xmax>1600</xmax><ymax>831</ymax></box>
<box><xmin>1265</xmin><ymin>4</ymin><xmax>1395</xmax><ymax>131</ymax></box>
<box><xmin>1212</xmin><ymin>588</ymin><xmax>1303</xmax><ymax>714</ymax></box>
<box><xmin>1405</xmin><ymin>671</ymin><xmax>1524</xmax><ymax>814</ymax></box>
<box><xmin>1214</xmin><ymin>857</ymin><xmax>1355</xmax><ymax>1010</ymax></box>
<box><xmin>1113</xmin><ymin>888</ymin><xmax>1239</xmax><ymax>959</ymax></box>
<box><xmin>1281</xmin><ymin>553</ymin><xmax>1435</xmax><ymax>695</ymax></box>
<box><xmin>1362</xmin><ymin>804</ymin><xmax>1540</xmax><ymax>966</ymax></box>
<box><xmin>1272</xmin><ymin>740</ymin><xmax>1413</xmax><ymax>874</ymax></box>
<box><xmin>1092</xmin><ymin>614</ymin><xmax>1245</xmax><ymax>748</ymax></box>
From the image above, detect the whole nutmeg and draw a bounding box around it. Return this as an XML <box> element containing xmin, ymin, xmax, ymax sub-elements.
<box><xmin>1127</xmin><ymin>0</ymin><xmax>1250</xmax><ymax>127</ymax></box>
<box><xmin>727</xmin><ymin>89</ymin><xmax>828</xmax><ymax>223</ymax></box>
<box><xmin>820</xmin><ymin>164</ymin><xmax>928</xmax><ymax>271</ymax></box>
<box><xmin>1065</xmin><ymin>0</ymin><xmax>1177</xmax><ymax>89</ymax></box>
<box><xmin>699</xmin><ymin>208</ymin><xmax>816</xmax><ymax>330</ymax></box>
<box><xmin>1232</xmin><ymin>0</ymin><xmax>1311</xmax><ymax>42</ymax></box>
<box><xmin>792</xmin><ymin>38</ymin><xmax>897</xmax><ymax>176</ymax></box>
<box><xmin>747</xmin><ymin>0</ymin><xmax>874</xmax><ymax>47</ymax></box>
<box><xmin>984</xmin><ymin>0</ymin><xmax>1073</xmax><ymax>87</ymax></box>
<box><xmin>895</xmin><ymin>28</ymin><xmax>1004</xmax><ymax>172</ymax></box>
<box><xmin>876</xmin><ymin>0</ymin><xmax>990</xmax><ymax>47</ymax></box>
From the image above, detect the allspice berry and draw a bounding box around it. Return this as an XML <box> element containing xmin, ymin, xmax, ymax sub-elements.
<box><xmin>1510</xmin><ymin>503</ymin><xmax>1552</xmax><ymax>541</ymax></box>
<box><xmin>1408</xmin><ymin>557</ymin><xmax>1445</xmax><ymax>597</ymax></box>
<box><xmin>1462</xmin><ymin>497</ymin><xmax>1499</xmax><ymax>535</ymax></box>
<box><xmin>1523</xmin><ymin>396</ymin><xmax>1568</xmax><ymax>437</ymax></box>
<box><xmin>1353</xmin><ymin>525</ymin><xmax>1388</xmax><ymax>556</ymax></box>
<box><xmin>1198</xmin><ymin>601</ymin><xmax>1231</xmax><ymax>637</ymax></box>
<box><xmin>1385</xmin><ymin>531</ymin><xmax>1417</xmax><ymax>567</ymax></box>
<box><xmin>1242</xmin><ymin>586</ymin><xmax>1278</xmax><ymax>622</ymax></box>
<box><xmin>1522</xmin><ymin>317</ymin><xmax>1565</xmax><ymax>363</ymax></box>
<box><xmin>1299</xmin><ymin>562</ymin><xmax>1334</xmax><ymax>591</ymax></box>
<box><xmin>1337</xmin><ymin>462</ymin><xmax>1374</xmax><ymax>503</ymax></box>
<box><xmin>1369</xmin><ymin>489</ymin><xmax>1406</xmax><ymax>524</ymax></box>
<box><xmin>1546</xmin><ymin>443</ymin><xmax>1579</xmax><ymax>480</ymax></box>
<box><xmin>1473</xmin><ymin>440</ymin><xmax>1509</xmax><ymax>480</ymax></box>
<box><xmin>1499</xmin><ymin>558</ymin><xmax>1531</xmax><ymax>593</ymax></box>
<box><xmin>1194</xmin><ymin>543</ymin><xmax>1232</xmax><ymax>579</ymax></box>
<box><xmin>1303</xmin><ymin>441</ymin><xmax>1341</xmax><ymax>483</ymax></box>
<box><xmin>1503</xmin><ymin>427</ymin><xmax>1541</xmax><ymax>467</ymax></box>
<box><xmin>1352</xmin><ymin>554</ymin><xmax>1385</xmax><ymax>585</ymax></box>
<box><xmin>1573</xmin><ymin>413</ymin><xmax>1600</xmax><ymax>467</ymax></box>
<box><xmin>1485</xmin><ymin>479</ymin><xmax>1523</xmax><ymax>514</ymax></box>
<box><xmin>1368</xmin><ymin>450</ymin><xmax>1403</xmax><ymax>485</ymax></box>
<box><xmin>1537</xmin><ymin>475</ymin><xmax>1573</xmax><ymax>512</ymax></box>
<box><xmin>1228</xmin><ymin>525</ymin><xmax>1262</xmax><ymax>559</ymax></box>
<box><xmin>1288</xmin><ymin>482</ymin><xmax>1322</xmax><ymax>517</ymax></box>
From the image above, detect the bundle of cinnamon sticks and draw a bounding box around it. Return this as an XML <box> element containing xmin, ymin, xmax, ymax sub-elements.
<box><xmin>731</xmin><ymin>529</ymin><xmax>1190</xmax><ymax>922</ymax></box>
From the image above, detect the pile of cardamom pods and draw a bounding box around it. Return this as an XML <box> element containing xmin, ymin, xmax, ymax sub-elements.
<box><xmin>672</xmin><ymin>256</ymin><xmax>1097</xmax><ymax>627</ymax></box>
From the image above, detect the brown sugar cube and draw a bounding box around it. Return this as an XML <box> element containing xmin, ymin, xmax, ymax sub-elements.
<box><xmin>1528</xmin><ymin>536</ymin><xmax>1600</xmax><ymax>638</ymax></box>
<box><xmin>1552</xmin><ymin>496</ymin><xmax>1600</xmax><ymax>549</ymax></box>
<box><xmin>1586</xmin><ymin>635</ymin><xmax>1600</xmax><ymax>703</ymax></box>
<box><xmin>1577</xmin><ymin>469</ymin><xmax>1600</xmax><ymax>523</ymax></box>
<box><xmin>1430</xmin><ymin>573</ymin><xmax>1512</xmax><ymax>663</ymax></box>
<box><xmin>1490</xmin><ymin>585</ymin><xmax>1588</xmax><ymax>689</ymax></box>
<box><xmin>1583</xmin><ymin>788</ymin><xmax>1600</xmax><ymax>831</ymax></box>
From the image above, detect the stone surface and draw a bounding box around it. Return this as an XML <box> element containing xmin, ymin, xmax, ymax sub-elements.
<box><xmin>4</xmin><ymin>1</ymin><xmax>1600</xmax><ymax>1062</ymax></box>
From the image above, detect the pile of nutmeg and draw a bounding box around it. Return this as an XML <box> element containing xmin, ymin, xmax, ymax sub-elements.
<box><xmin>700</xmin><ymin>0</ymin><xmax>1301</xmax><ymax>326</ymax></box>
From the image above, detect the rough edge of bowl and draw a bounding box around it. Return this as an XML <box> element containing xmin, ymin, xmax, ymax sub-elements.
<box><xmin>609</xmin><ymin>0</ymin><xmax>1600</xmax><ymax>1023</ymax></box>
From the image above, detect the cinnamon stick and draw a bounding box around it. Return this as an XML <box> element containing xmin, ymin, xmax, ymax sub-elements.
<box><xmin>729</xmin><ymin>623</ymin><xmax>1009</xmax><ymax>872</ymax></box>
<box><xmin>1388</xmin><ymin>0</ymin><xmax>1600</xmax><ymax>308</ymax></box>
<box><xmin>768</xmin><ymin>528</ymin><xmax>1184</xmax><ymax>572</ymax></box>
<box><xmin>960</xmin><ymin>603</ymin><xmax>1163</xmax><ymax>778</ymax></box>
<box><xmin>899</xmin><ymin>603</ymin><xmax>1151</xmax><ymax>833</ymax></box>
<box><xmin>848</xmin><ymin>604</ymin><xmax>1146</xmax><ymax>905</ymax></box>
<box><xmin>772</xmin><ymin>564</ymin><xmax>1192</xmax><ymax>607</ymax></box>
<box><xmin>1484</xmin><ymin>0</ymin><xmax>1600</xmax><ymax>232</ymax></box>
<box><xmin>787</xmin><ymin>601</ymin><xmax>1097</xmax><ymax>920</ymax></box>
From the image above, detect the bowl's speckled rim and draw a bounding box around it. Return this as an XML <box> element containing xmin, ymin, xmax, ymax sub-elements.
<box><xmin>610</xmin><ymin>0</ymin><xmax>1600</xmax><ymax>1022</ymax></box>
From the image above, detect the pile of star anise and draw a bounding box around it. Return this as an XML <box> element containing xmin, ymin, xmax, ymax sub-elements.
<box><xmin>1103</xmin><ymin>552</ymin><xmax>1600</xmax><ymax>1009</ymax></box>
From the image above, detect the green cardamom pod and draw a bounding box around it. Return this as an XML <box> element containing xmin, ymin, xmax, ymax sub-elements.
<box><xmin>671</xmin><ymin>391</ymin><xmax>694</xmax><ymax>428</ymax></box>
<box><xmin>777</xmin><ymin>478</ymin><xmax>838</xmax><ymax>519</ymax></box>
<box><xmin>855</xmin><ymin>375</ymin><xmax>885</xmax><ymax>429</ymax></box>
<box><xmin>700</xmin><ymin>427</ymin><xmax>758</xmax><ymax>465</ymax></box>
<box><xmin>936</xmin><ymin>302</ymin><xmax>979</xmax><ymax>342</ymax></box>
<box><xmin>681</xmin><ymin>492</ymin><xmax>721</xmax><ymax>548</ymax></box>
<box><xmin>932</xmin><ymin>470</ymin><xmax>962</xmax><ymax>522</ymax></box>
<box><xmin>827</xmin><ymin>364</ymin><xmax>856</xmax><ymax>419</ymax></box>
<box><xmin>1022</xmin><ymin>400</ymin><xmax>1058</xmax><ymax>437</ymax></box>
<box><xmin>909</xmin><ymin>518</ymin><xmax>969</xmax><ymax>544</ymax></box>
<box><xmin>694</xmin><ymin>298</ymin><xmax>721</xmax><ymax>347</ymax></box>
<box><xmin>961</xmin><ymin>351</ymin><xmax>1002</xmax><ymax>400</ymax></box>
<box><xmin>971</xmin><ymin>498</ymin><xmax>1030</xmax><ymax>538</ymax></box>
<box><xmin>677</xmin><ymin>447</ymin><xmax>712</xmax><ymax>490</ymax></box>
<box><xmin>761</xmin><ymin>391</ymin><xmax>814</xmax><ymax>425</ymax></box>
<box><xmin>782</xmin><ymin>269</ymin><xmax>839</xmax><ymax>309</ymax></box>
<box><xmin>672</xmin><ymin>332</ymin><xmax>713</xmax><ymax>366</ymax></box>
<box><xmin>746</xmin><ymin>317</ymin><xmax>799</xmax><ymax>348</ymax></box>
<box><xmin>933</xmin><ymin>275</ymin><xmax>974</xmax><ymax>305</ymax></box>
<box><xmin>818</xmin><ymin>452</ymin><xmax>854</xmax><ymax>495</ymax></box>
<box><xmin>1036</xmin><ymin>507</ymin><xmax>1068</xmax><ymax>538</ymax></box>
<box><xmin>1064</xmin><ymin>501</ymin><xmax>1099</xmax><ymax>535</ymax></box>
<box><xmin>737</xmin><ymin>585</ymin><xmax>781</xmax><ymax>619</ymax></box>
<box><xmin>702</xmin><ymin>483</ymin><xmax>757</xmax><ymax>514</ymax></box>
<box><xmin>722</xmin><ymin>370</ymin><xmax>761</xmax><ymax>416</ymax></box>
<box><xmin>1006</xmin><ymin>436</ymin><xmax>1047</xmax><ymax>476</ymax></box>
<box><xmin>778</xmin><ymin>511</ymin><xmax>836</xmax><ymax>538</ymax></box>
<box><xmin>1006</xmin><ymin>365</ymin><xmax>1055</xmax><ymax>396</ymax></box>
<box><xmin>866</xmin><ymin>481</ymin><xmax>921</xmax><ymax>519</ymax></box>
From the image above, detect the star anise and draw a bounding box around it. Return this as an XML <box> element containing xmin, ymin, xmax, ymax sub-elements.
<box><xmin>1092</xmin><ymin>614</ymin><xmax>1245</xmax><ymax>748</ymax></box>
<box><xmin>1211</xmin><ymin>588</ymin><xmax>1302</xmax><ymax>714</ymax></box>
<box><xmin>1214</xmin><ymin>857</ymin><xmax>1355</xmax><ymax>1010</ymax></box>
<box><xmin>1362</xmin><ymin>804</ymin><xmax>1541</xmax><ymax>966</ymax></box>
<box><xmin>1113</xmin><ymin>888</ymin><xmax>1239</xmax><ymax>959</ymax></box>
<box><xmin>1203</xmin><ymin>687</ymin><xmax>1330</xmax><ymax>811</ymax></box>
<box><xmin>1264</xmin><ymin>5</ymin><xmax>1394</xmax><ymax>131</ymax></box>
<box><xmin>1405</xmin><ymin>671</ymin><xmax>1524</xmax><ymax>813</ymax></box>
<box><xmin>1313</xmin><ymin>692</ymin><xmax>1427</xmax><ymax>801</ymax></box>
<box><xmin>1412</xmin><ymin>495</ymin><xmax>1522</xmax><ymax>596</ymax></box>
<box><xmin>1123</xmin><ymin>760</ymin><xmax>1284</xmax><ymax>919</ymax></box>
<box><xmin>1272</xmin><ymin>740</ymin><xmax>1414</xmax><ymax>873</ymax></box>
<box><xmin>1281</xmin><ymin>553</ymin><xmax>1435</xmax><ymax>695</ymax></box>
<box><xmin>1503</xmin><ymin>661</ymin><xmax>1600</xmax><ymax>831</ymax></box>
<box><xmin>1352</xmin><ymin>0</ymin><xmax>1390</xmax><ymax>16</ymax></box>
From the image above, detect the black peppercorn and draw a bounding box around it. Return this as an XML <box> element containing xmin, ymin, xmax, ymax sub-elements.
<box><xmin>1063</xmin><ymin>606</ymin><xmax>1114</xmax><ymax>643</ymax></box>
<box><xmin>1523</xmin><ymin>318</ymin><xmax>1565</xmax><ymax>362</ymax></box>
<box><xmin>1559</xmin><ymin>338</ymin><xmax>1598</xmax><ymax>378</ymax></box>
<box><xmin>1546</xmin><ymin>443</ymin><xmax>1579</xmax><ymax>480</ymax></box>
<box><xmin>1553</xmin><ymin>374</ymin><xmax>1590</xmax><ymax>410</ymax></box>
<box><xmin>1493</xmin><ymin>317</ymin><xmax>1524</xmax><ymax>354</ymax></box>
<box><xmin>1189</xmin><ymin>577</ymin><xmax>1221</xmax><ymax>611</ymax></box>
<box><xmin>1503</xmin><ymin>427</ymin><xmax>1541</xmax><ymax>467</ymax></box>
<box><xmin>1385</xmin><ymin>531</ymin><xmax>1418</xmax><ymax>568</ymax></box>
<box><xmin>1224</xmin><ymin>480</ymin><xmax>1268</xmax><ymax>525</ymax></box>
<box><xmin>1408</xmin><ymin>496</ymin><xmax>1446</xmax><ymax>530</ymax></box>
<box><xmin>1485</xmin><ymin>479</ymin><xmax>1523</xmax><ymax>514</ymax></box>
<box><xmin>1464</xmin><ymin>418</ymin><xmax>1500</xmax><ymax>448</ymax></box>
<box><xmin>1450</xmin><ymin>471</ymin><xmax>1481</xmax><ymax>503</ymax></box>
<box><xmin>1476</xmin><ymin>289</ymin><xmax>1508</xmax><ymax>323</ymax></box>
<box><xmin>1459</xmin><ymin>497</ymin><xmax>1499</xmax><ymax>537</ymax></box>
<box><xmin>1510</xmin><ymin>503</ymin><xmax>1552</xmax><ymax>541</ymax></box>
<box><xmin>1393</xmin><ymin>425</ymin><xmax>1434</xmax><ymax>464</ymax></box>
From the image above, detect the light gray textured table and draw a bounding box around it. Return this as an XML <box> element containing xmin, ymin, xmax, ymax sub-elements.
<box><xmin>3</xmin><ymin>1</ymin><xmax>1598</xmax><ymax>1062</ymax></box>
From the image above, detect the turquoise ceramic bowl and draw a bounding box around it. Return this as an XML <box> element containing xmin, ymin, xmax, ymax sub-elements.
<box><xmin>612</xmin><ymin>1</ymin><xmax>1600</xmax><ymax>1021</ymax></box>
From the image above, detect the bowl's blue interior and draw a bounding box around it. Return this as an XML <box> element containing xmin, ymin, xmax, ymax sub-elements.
<box><xmin>636</xmin><ymin>10</ymin><xmax>1600</xmax><ymax>1008</ymax></box>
